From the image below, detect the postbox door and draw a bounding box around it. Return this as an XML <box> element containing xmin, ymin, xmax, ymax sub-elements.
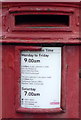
<box><xmin>2</xmin><ymin>44</ymin><xmax>80</xmax><ymax>119</ymax></box>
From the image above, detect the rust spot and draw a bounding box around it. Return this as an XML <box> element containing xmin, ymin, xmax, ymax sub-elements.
<box><xmin>47</xmin><ymin>8</ymin><xmax>51</xmax><ymax>11</ymax></box>
<box><xmin>0</xmin><ymin>35</ymin><xmax>5</xmax><ymax>39</ymax></box>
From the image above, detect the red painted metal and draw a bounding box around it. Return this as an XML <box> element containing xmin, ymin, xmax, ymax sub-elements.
<box><xmin>1</xmin><ymin>2</ymin><xmax>79</xmax><ymax>44</ymax></box>
<box><xmin>1</xmin><ymin>2</ymin><xmax>81</xmax><ymax>119</ymax></box>
<box><xmin>79</xmin><ymin>46</ymin><xmax>81</xmax><ymax>120</ymax></box>
<box><xmin>2</xmin><ymin>45</ymin><xmax>79</xmax><ymax>118</ymax></box>
<box><xmin>0</xmin><ymin>45</ymin><xmax>2</xmax><ymax>120</ymax></box>
<box><xmin>0</xmin><ymin>3</ymin><xmax>2</xmax><ymax>120</ymax></box>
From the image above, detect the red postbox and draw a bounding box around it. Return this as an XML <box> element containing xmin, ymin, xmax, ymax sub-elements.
<box><xmin>1</xmin><ymin>2</ymin><xmax>81</xmax><ymax>119</ymax></box>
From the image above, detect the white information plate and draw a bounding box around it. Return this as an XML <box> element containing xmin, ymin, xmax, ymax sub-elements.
<box><xmin>21</xmin><ymin>47</ymin><xmax>61</xmax><ymax>109</ymax></box>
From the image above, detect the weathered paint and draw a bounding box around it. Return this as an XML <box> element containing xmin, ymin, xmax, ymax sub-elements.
<box><xmin>79</xmin><ymin>10</ymin><xmax>81</xmax><ymax>118</ymax></box>
<box><xmin>2</xmin><ymin>45</ymin><xmax>80</xmax><ymax>118</ymax></box>
<box><xmin>1</xmin><ymin>2</ymin><xmax>81</xmax><ymax>119</ymax></box>
<box><xmin>1</xmin><ymin>2</ymin><xmax>80</xmax><ymax>44</ymax></box>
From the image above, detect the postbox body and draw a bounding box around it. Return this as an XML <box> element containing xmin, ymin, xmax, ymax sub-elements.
<box><xmin>1</xmin><ymin>2</ymin><xmax>81</xmax><ymax>119</ymax></box>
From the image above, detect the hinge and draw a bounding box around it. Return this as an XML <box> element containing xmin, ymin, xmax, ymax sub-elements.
<box><xmin>79</xmin><ymin>68</ymin><xmax>81</xmax><ymax>78</ymax></box>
